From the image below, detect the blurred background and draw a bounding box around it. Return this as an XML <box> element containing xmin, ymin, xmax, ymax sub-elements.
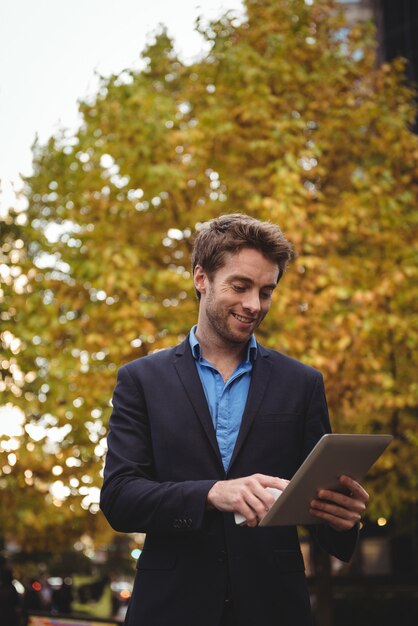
<box><xmin>1</xmin><ymin>1</ymin><xmax>417</xmax><ymax>625</ymax></box>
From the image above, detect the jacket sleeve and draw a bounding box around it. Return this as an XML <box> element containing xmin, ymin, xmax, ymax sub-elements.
<box><xmin>100</xmin><ymin>364</ymin><xmax>217</xmax><ymax>534</ymax></box>
<box><xmin>314</xmin><ymin>523</ymin><xmax>359</xmax><ymax>562</ymax></box>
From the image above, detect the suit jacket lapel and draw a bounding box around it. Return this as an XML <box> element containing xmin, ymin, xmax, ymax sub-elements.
<box><xmin>173</xmin><ymin>338</ymin><xmax>223</xmax><ymax>467</ymax></box>
<box><xmin>229</xmin><ymin>344</ymin><xmax>272</xmax><ymax>470</ymax></box>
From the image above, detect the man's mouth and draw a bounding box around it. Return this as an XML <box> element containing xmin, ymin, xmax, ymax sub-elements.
<box><xmin>232</xmin><ymin>312</ymin><xmax>256</xmax><ymax>324</ymax></box>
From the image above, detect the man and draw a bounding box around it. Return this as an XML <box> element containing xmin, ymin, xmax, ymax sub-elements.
<box><xmin>100</xmin><ymin>214</ymin><xmax>368</xmax><ymax>626</ymax></box>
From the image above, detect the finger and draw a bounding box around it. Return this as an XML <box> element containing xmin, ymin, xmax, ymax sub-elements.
<box><xmin>225</xmin><ymin>479</ymin><xmax>272</xmax><ymax>523</ymax></box>
<box><xmin>239</xmin><ymin>501</ymin><xmax>260</xmax><ymax>527</ymax></box>
<box><xmin>245</xmin><ymin>476</ymin><xmax>278</xmax><ymax>509</ymax></box>
<box><xmin>239</xmin><ymin>476</ymin><xmax>286</xmax><ymax>522</ymax></box>
<box><xmin>309</xmin><ymin>507</ymin><xmax>360</xmax><ymax>531</ymax></box>
<box><xmin>244</xmin><ymin>483</ymin><xmax>277</xmax><ymax>516</ymax></box>
<box><xmin>310</xmin><ymin>497</ymin><xmax>363</xmax><ymax>527</ymax></box>
<box><xmin>339</xmin><ymin>476</ymin><xmax>370</xmax><ymax>502</ymax></box>
<box><xmin>310</xmin><ymin>498</ymin><xmax>363</xmax><ymax>522</ymax></box>
<box><xmin>238</xmin><ymin>486</ymin><xmax>278</xmax><ymax>526</ymax></box>
<box><xmin>274</xmin><ymin>477</ymin><xmax>290</xmax><ymax>491</ymax></box>
<box><xmin>243</xmin><ymin>494</ymin><xmax>271</xmax><ymax>524</ymax></box>
<box><xmin>317</xmin><ymin>489</ymin><xmax>367</xmax><ymax>515</ymax></box>
<box><xmin>255</xmin><ymin>474</ymin><xmax>290</xmax><ymax>493</ymax></box>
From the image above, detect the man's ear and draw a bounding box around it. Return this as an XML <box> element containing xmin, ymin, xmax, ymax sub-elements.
<box><xmin>193</xmin><ymin>265</ymin><xmax>207</xmax><ymax>296</ymax></box>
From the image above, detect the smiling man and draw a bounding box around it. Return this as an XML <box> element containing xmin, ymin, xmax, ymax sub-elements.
<box><xmin>101</xmin><ymin>214</ymin><xmax>369</xmax><ymax>626</ymax></box>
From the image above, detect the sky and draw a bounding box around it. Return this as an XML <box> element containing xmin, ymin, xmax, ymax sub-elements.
<box><xmin>0</xmin><ymin>0</ymin><xmax>244</xmax><ymax>213</ymax></box>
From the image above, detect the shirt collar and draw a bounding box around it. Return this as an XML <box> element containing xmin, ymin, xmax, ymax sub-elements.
<box><xmin>189</xmin><ymin>325</ymin><xmax>257</xmax><ymax>364</ymax></box>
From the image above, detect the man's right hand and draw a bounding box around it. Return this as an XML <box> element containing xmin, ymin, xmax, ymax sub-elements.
<box><xmin>206</xmin><ymin>474</ymin><xmax>289</xmax><ymax>527</ymax></box>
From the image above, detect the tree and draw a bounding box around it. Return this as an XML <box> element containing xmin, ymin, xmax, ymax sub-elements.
<box><xmin>1</xmin><ymin>0</ymin><xmax>417</xmax><ymax>556</ymax></box>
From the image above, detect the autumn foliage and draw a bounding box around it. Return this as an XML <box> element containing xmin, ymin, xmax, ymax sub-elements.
<box><xmin>1</xmin><ymin>0</ymin><xmax>417</xmax><ymax>549</ymax></box>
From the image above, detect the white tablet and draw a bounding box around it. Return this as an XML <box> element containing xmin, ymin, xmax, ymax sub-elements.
<box><xmin>235</xmin><ymin>433</ymin><xmax>393</xmax><ymax>527</ymax></box>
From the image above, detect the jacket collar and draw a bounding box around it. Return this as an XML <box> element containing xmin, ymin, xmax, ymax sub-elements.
<box><xmin>173</xmin><ymin>338</ymin><xmax>223</xmax><ymax>470</ymax></box>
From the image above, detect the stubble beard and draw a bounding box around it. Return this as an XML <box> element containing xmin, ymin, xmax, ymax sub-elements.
<box><xmin>205</xmin><ymin>294</ymin><xmax>258</xmax><ymax>347</ymax></box>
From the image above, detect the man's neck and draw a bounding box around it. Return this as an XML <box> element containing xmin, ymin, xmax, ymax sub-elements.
<box><xmin>194</xmin><ymin>325</ymin><xmax>248</xmax><ymax>376</ymax></box>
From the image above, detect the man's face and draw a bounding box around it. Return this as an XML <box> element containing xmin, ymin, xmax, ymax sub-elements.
<box><xmin>194</xmin><ymin>247</ymin><xmax>279</xmax><ymax>346</ymax></box>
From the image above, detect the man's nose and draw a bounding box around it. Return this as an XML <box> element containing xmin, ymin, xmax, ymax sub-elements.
<box><xmin>242</xmin><ymin>291</ymin><xmax>261</xmax><ymax>313</ymax></box>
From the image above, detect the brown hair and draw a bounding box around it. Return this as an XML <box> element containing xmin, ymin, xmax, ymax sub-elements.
<box><xmin>192</xmin><ymin>214</ymin><xmax>295</xmax><ymax>297</ymax></box>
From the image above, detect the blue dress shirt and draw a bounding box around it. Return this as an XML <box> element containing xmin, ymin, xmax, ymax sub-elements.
<box><xmin>189</xmin><ymin>326</ymin><xmax>257</xmax><ymax>472</ymax></box>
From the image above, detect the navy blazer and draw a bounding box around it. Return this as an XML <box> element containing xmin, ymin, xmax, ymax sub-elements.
<box><xmin>101</xmin><ymin>338</ymin><xmax>358</xmax><ymax>626</ymax></box>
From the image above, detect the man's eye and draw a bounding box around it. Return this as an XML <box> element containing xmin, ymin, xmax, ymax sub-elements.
<box><xmin>232</xmin><ymin>285</ymin><xmax>246</xmax><ymax>292</ymax></box>
<box><xmin>261</xmin><ymin>291</ymin><xmax>273</xmax><ymax>299</ymax></box>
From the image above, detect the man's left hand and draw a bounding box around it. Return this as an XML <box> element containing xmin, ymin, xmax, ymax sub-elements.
<box><xmin>309</xmin><ymin>475</ymin><xmax>369</xmax><ymax>531</ymax></box>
